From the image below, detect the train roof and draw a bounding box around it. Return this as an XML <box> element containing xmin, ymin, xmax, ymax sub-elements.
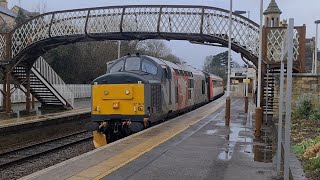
<box><xmin>146</xmin><ymin>56</ymin><xmax>203</xmax><ymax>75</ymax></box>
<box><xmin>145</xmin><ymin>55</ymin><xmax>223</xmax><ymax>79</ymax></box>
<box><xmin>108</xmin><ymin>54</ymin><xmax>223</xmax><ymax>80</ymax></box>
<box><xmin>209</xmin><ymin>73</ymin><xmax>223</xmax><ymax>81</ymax></box>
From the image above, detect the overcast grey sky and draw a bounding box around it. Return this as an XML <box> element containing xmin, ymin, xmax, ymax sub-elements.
<box><xmin>9</xmin><ymin>0</ymin><xmax>320</xmax><ymax>69</ymax></box>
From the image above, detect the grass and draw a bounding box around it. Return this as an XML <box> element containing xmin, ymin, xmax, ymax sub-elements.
<box><xmin>291</xmin><ymin>99</ymin><xmax>320</xmax><ymax>180</ymax></box>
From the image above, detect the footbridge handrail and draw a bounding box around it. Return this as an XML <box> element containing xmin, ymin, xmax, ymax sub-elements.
<box><xmin>33</xmin><ymin>57</ymin><xmax>74</xmax><ymax>107</ymax></box>
<box><xmin>0</xmin><ymin>5</ymin><xmax>260</xmax><ymax>64</ymax></box>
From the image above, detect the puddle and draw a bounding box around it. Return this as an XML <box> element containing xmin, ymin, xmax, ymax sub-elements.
<box><xmin>218</xmin><ymin>150</ymin><xmax>233</xmax><ymax>161</ymax></box>
<box><xmin>238</xmin><ymin>136</ymin><xmax>253</xmax><ymax>143</ymax></box>
<box><xmin>253</xmin><ymin>144</ymin><xmax>274</xmax><ymax>163</ymax></box>
<box><xmin>206</xmin><ymin>129</ymin><xmax>217</xmax><ymax>135</ymax></box>
<box><xmin>240</xmin><ymin>144</ymin><xmax>254</xmax><ymax>159</ymax></box>
<box><xmin>217</xmin><ymin>136</ymin><xmax>236</xmax><ymax>161</ymax></box>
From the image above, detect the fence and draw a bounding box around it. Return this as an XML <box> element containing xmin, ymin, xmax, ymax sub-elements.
<box><xmin>0</xmin><ymin>84</ymin><xmax>91</xmax><ymax>106</ymax></box>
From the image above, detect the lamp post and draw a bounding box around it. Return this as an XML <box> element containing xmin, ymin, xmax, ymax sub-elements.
<box><xmin>315</xmin><ymin>20</ymin><xmax>320</xmax><ymax>74</ymax></box>
<box><xmin>225</xmin><ymin>0</ymin><xmax>233</xmax><ymax>127</ymax></box>
<box><xmin>255</xmin><ymin>0</ymin><xmax>263</xmax><ymax>137</ymax></box>
<box><xmin>234</xmin><ymin>10</ymin><xmax>251</xmax><ymax>113</ymax></box>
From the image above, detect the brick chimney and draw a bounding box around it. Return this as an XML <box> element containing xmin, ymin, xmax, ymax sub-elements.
<box><xmin>0</xmin><ymin>0</ymin><xmax>8</xmax><ymax>8</ymax></box>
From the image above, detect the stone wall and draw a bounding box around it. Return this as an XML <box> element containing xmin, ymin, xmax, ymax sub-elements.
<box><xmin>273</xmin><ymin>74</ymin><xmax>320</xmax><ymax>120</ymax></box>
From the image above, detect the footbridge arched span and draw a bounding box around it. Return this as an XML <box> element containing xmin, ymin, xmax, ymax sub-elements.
<box><xmin>0</xmin><ymin>5</ymin><xmax>260</xmax><ymax>66</ymax></box>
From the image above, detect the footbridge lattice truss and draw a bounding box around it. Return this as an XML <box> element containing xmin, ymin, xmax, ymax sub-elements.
<box><xmin>0</xmin><ymin>5</ymin><xmax>263</xmax><ymax>65</ymax></box>
<box><xmin>0</xmin><ymin>5</ymin><xmax>304</xmax><ymax>69</ymax></box>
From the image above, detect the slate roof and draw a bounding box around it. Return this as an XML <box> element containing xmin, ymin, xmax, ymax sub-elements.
<box><xmin>264</xmin><ymin>0</ymin><xmax>282</xmax><ymax>15</ymax></box>
<box><xmin>0</xmin><ymin>5</ymin><xmax>17</xmax><ymax>17</ymax></box>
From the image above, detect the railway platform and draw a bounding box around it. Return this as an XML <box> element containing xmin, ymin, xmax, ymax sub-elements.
<box><xmin>0</xmin><ymin>98</ymin><xmax>91</xmax><ymax>131</ymax></box>
<box><xmin>21</xmin><ymin>96</ymin><xmax>276</xmax><ymax>180</ymax></box>
<box><xmin>0</xmin><ymin>98</ymin><xmax>92</xmax><ymax>155</ymax></box>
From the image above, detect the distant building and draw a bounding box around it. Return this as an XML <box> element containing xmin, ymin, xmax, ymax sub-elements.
<box><xmin>305</xmin><ymin>38</ymin><xmax>314</xmax><ymax>72</ymax></box>
<box><xmin>0</xmin><ymin>0</ymin><xmax>16</xmax><ymax>32</ymax></box>
<box><xmin>305</xmin><ymin>38</ymin><xmax>320</xmax><ymax>73</ymax></box>
<box><xmin>0</xmin><ymin>0</ymin><xmax>39</xmax><ymax>32</ymax></box>
<box><xmin>264</xmin><ymin>0</ymin><xmax>282</xmax><ymax>27</ymax></box>
<box><xmin>11</xmin><ymin>5</ymin><xmax>40</xmax><ymax>19</ymax></box>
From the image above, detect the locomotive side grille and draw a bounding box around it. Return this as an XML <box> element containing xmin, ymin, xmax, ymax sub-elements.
<box><xmin>151</xmin><ymin>85</ymin><xmax>162</xmax><ymax>113</ymax></box>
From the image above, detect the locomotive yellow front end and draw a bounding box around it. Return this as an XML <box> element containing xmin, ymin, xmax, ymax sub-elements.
<box><xmin>89</xmin><ymin>54</ymin><xmax>163</xmax><ymax>148</ymax></box>
<box><xmin>92</xmin><ymin>84</ymin><xmax>145</xmax><ymax>117</ymax></box>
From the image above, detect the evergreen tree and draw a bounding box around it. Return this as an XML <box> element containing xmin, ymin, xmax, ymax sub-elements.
<box><xmin>15</xmin><ymin>9</ymin><xmax>27</xmax><ymax>26</ymax></box>
<box><xmin>203</xmin><ymin>51</ymin><xmax>229</xmax><ymax>82</ymax></box>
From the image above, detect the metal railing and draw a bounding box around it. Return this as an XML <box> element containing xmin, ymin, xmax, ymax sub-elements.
<box><xmin>33</xmin><ymin>57</ymin><xmax>74</xmax><ymax>107</ymax></box>
<box><xmin>0</xmin><ymin>5</ymin><xmax>261</xmax><ymax>63</ymax></box>
<box><xmin>0</xmin><ymin>84</ymin><xmax>90</xmax><ymax>106</ymax></box>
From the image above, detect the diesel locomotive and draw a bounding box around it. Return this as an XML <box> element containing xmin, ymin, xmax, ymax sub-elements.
<box><xmin>89</xmin><ymin>54</ymin><xmax>224</xmax><ymax>148</ymax></box>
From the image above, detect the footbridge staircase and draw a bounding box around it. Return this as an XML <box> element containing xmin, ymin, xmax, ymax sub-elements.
<box><xmin>12</xmin><ymin>57</ymin><xmax>74</xmax><ymax>109</ymax></box>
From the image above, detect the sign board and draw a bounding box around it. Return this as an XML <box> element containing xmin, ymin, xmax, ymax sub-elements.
<box><xmin>243</xmin><ymin>79</ymin><xmax>250</xmax><ymax>83</ymax></box>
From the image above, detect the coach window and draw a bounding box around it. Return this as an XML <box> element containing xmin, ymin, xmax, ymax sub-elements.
<box><xmin>142</xmin><ymin>60</ymin><xmax>158</xmax><ymax>75</ymax></box>
<box><xmin>125</xmin><ymin>57</ymin><xmax>141</xmax><ymax>71</ymax></box>
<box><xmin>109</xmin><ymin>60</ymin><xmax>124</xmax><ymax>73</ymax></box>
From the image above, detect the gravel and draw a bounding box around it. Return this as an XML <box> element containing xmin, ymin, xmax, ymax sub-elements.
<box><xmin>0</xmin><ymin>139</ymin><xmax>95</xmax><ymax>180</ymax></box>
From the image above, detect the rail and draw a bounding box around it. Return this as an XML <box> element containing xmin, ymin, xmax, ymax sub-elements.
<box><xmin>0</xmin><ymin>131</ymin><xmax>91</xmax><ymax>168</ymax></box>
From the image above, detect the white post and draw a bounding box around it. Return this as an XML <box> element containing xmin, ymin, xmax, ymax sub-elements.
<box><xmin>257</xmin><ymin>0</ymin><xmax>263</xmax><ymax>108</ymax></box>
<box><xmin>277</xmin><ymin>56</ymin><xmax>285</xmax><ymax>175</ymax></box>
<box><xmin>226</xmin><ymin>0</ymin><xmax>233</xmax><ymax>97</ymax></box>
<box><xmin>284</xmin><ymin>18</ymin><xmax>294</xmax><ymax>180</ymax></box>
<box><xmin>315</xmin><ymin>24</ymin><xmax>318</xmax><ymax>74</ymax></box>
<box><xmin>118</xmin><ymin>40</ymin><xmax>121</xmax><ymax>59</ymax></box>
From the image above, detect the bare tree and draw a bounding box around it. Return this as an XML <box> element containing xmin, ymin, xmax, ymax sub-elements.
<box><xmin>137</xmin><ymin>40</ymin><xmax>172</xmax><ymax>58</ymax></box>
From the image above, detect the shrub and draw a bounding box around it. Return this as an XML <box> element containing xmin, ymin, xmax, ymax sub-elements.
<box><xmin>310</xmin><ymin>111</ymin><xmax>320</xmax><ymax>121</ymax></box>
<box><xmin>296</xmin><ymin>99</ymin><xmax>313</xmax><ymax>119</ymax></box>
<box><xmin>294</xmin><ymin>137</ymin><xmax>320</xmax><ymax>171</ymax></box>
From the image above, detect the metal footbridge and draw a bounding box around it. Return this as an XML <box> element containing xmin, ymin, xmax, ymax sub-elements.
<box><xmin>0</xmin><ymin>5</ymin><xmax>305</xmax><ymax>113</ymax></box>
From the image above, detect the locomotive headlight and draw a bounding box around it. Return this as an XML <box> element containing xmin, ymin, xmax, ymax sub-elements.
<box><xmin>104</xmin><ymin>90</ymin><xmax>109</xmax><ymax>95</ymax></box>
<box><xmin>125</xmin><ymin>89</ymin><xmax>130</xmax><ymax>95</ymax></box>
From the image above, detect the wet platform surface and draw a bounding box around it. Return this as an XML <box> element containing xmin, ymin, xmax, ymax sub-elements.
<box><xmin>103</xmin><ymin>98</ymin><xmax>275</xmax><ymax>180</ymax></box>
<box><xmin>20</xmin><ymin>96</ymin><xmax>276</xmax><ymax>180</ymax></box>
<box><xmin>0</xmin><ymin>98</ymin><xmax>91</xmax><ymax>129</ymax></box>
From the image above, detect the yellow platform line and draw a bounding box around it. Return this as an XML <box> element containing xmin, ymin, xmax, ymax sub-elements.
<box><xmin>69</xmin><ymin>100</ymin><xmax>225</xmax><ymax>180</ymax></box>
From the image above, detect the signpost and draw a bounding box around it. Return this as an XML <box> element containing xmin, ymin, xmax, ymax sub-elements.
<box><xmin>243</xmin><ymin>79</ymin><xmax>250</xmax><ymax>83</ymax></box>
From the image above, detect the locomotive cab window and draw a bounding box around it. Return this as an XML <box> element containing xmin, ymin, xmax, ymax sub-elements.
<box><xmin>142</xmin><ymin>60</ymin><xmax>157</xmax><ymax>75</ymax></box>
<box><xmin>125</xmin><ymin>57</ymin><xmax>141</xmax><ymax>71</ymax></box>
<box><xmin>109</xmin><ymin>60</ymin><xmax>124</xmax><ymax>73</ymax></box>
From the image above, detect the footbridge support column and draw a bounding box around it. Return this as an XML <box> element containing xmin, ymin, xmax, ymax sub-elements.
<box><xmin>25</xmin><ymin>65</ymin><xmax>31</xmax><ymax>112</ymax></box>
<box><xmin>4</xmin><ymin>67</ymin><xmax>12</xmax><ymax>113</ymax></box>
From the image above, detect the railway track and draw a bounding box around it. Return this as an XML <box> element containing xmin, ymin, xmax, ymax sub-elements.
<box><xmin>0</xmin><ymin>131</ymin><xmax>92</xmax><ymax>168</ymax></box>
